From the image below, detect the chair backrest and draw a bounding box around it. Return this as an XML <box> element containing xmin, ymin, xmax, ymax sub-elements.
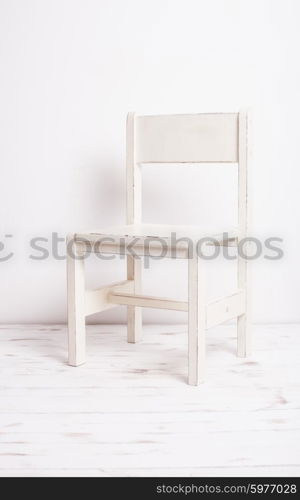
<box><xmin>126</xmin><ymin>111</ymin><xmax>250</xmax><ymax>238</ymax></box>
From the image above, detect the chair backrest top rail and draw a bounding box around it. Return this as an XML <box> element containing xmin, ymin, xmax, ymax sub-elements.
<box><xmin>134</xmin><ymin>112</ymin><xmax>239</xmax><ymax>164</ymax></box>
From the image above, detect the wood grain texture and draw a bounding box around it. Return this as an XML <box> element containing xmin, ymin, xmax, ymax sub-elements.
<box><xmin>0</xmin><ymin>324</ymin><xmax>299</xmax><ymax>477</ymax></box>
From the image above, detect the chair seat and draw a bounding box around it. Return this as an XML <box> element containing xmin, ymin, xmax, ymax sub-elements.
<box><xmin>75</xmin><ymin>224</ymin><xmax>237</xmax><ymax>246</ymax></box>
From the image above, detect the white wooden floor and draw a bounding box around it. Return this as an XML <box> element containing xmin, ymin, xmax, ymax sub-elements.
<box><xmin>0</xmin><ymin>323</ymin><xmax>299</xmax><ymax>477</ymax></box>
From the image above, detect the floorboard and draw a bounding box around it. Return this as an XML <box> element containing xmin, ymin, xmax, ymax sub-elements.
<box><xmin>0</xmin><ymin>323</ymin><xmax>299</xmax><ymax>477</ymax></box>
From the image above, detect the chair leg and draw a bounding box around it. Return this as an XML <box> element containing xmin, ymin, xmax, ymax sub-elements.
<box><xmin>188</xmin><ymin>252</ymin><xmax>206</xmax><ymax>385</ymax></box>
<box><xmin>67</xmin><ymin>236</ymin><xmax>86</xmax><ymax>366</ymax></box>
<box><xmin>237</xmin><ymin>312</ymin><xmax>250</xmax><ymax>357</ymax></box>
<box><xmin>237</xmin><ymin>251</ymin><xmax>251</xmax><ymax>357</ymax></box>
<box><xmin>127</xmin><ymin>255</ymin><xmax>142</xmax><ymax>343</ymax></box>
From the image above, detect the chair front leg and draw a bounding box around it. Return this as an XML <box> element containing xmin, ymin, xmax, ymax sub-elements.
<box><xmin>127</xmin><ymin>255</ymin><xmax>142</xmax><ymax>343</ymax></box>
<box><xmin>67</xmin><ymin>235</ymin><xmax>86</xmax><ymax>366</ymax></box>
<box><xmin>237</xmin><ymin>249</ymin><xmax>251</xmax><ymax>357</ymax></box>
<box><xmin>188</xmin><ymin>251</ymin><xmax>206</xmax><ymax>385</ymax></box>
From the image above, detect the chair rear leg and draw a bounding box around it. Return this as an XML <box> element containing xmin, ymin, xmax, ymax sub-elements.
<box><xmin>127</xmin><ymin>255</ymin><xmax>142</xmax><ymax>343</ymax></box>
<box><xmin>188</xmin><ymin>252</ymin><xmax>206</xmax><ymax>385</ymax></box>
<box><xmin>237</xmin><ymin>312</ymin><xmax>250</xmax><ymax>357</ymax></box>
<box><xmin>237</xmin><ymin>253</ymin><xmax>251</xmax><ymax>357</ymax></box>
<box><xmin>67</xmin><ymin>235</ymin><xmax>86</xmax><ymax>366</ymax></box>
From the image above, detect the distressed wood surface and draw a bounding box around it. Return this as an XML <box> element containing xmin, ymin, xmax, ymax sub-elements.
<box><xmin>67</xmin><ymin>237</ymin><xmax>85</xmax><ymax>367</ymax></box>
<box><xmin>126</xmin><ymin>112</ymin><xmax>142</xmax><ymax>344</ymax></box>
<box><xmin>109</xmin><ymin>292</ymin><xmax>188</xmax><ymax>312</ymax></box>
<box><xmin>206</xmin><ymin>291</ymin><xmax>245</xmax><ymax>329</ymax></box>
<box><xmin>0</xmin><ymin>324</ymin><xmax>299</xmax><ymax>476</ymax></box>
<box><xmin>85</xmin><ymin>280</ymin><xmax>134</xmax><ymax>317</ymax></box>
<box><xmin>237</xmin><ymin>109</ymin><xmax>251</xmax><ymax>357</ymax></box>
<box><xmin>188</xmin><ymin>250</ymin><xmax>206</xmax><ymax>385</ymax></box>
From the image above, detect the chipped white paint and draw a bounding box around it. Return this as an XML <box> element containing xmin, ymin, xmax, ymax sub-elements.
<box><xmin>0</xmin><ymin>324</ymin><xmax>299</xmax><ymax>477</ymax></box>
<box><xmin>126</xmin><ymin>112</ymin><xmax>142</xmax><ymax>344</ymax></box>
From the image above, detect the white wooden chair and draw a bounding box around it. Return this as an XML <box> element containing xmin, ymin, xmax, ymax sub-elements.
<box><xmin>67</xmin><ymin>111</ymin><xmax>250</xmax><ymax>385</ymax></box>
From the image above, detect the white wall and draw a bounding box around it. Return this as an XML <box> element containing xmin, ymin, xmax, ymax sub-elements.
<box><xmin>0</xmin><ymin>0</ymin><xmax>299</xmax><ymax>324</ymax></box>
